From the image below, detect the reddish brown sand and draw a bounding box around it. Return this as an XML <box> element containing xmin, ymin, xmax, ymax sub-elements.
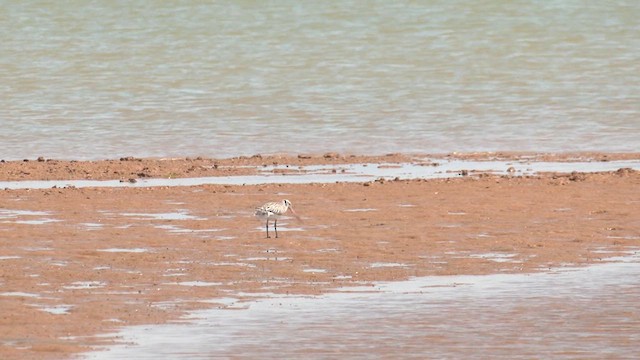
<box><xmin>1</xmin><ymin>152</ymin><xmax>638</xmax><ymax>181</ymax></box>
<box><xmin>0</xmin><ymin>153</ymin><xmax>639</xmax><ymax>359</ymax></box>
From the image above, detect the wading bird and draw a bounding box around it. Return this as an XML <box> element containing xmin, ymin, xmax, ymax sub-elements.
<box><xmin>255</xmin><ymin>199</ymin><xmax>299</xmax><ymax>238</ymax></box>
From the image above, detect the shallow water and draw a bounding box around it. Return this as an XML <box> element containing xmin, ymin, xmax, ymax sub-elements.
<box><xmin>1</xmin><ymin>2</ymin><xmax>639</xmax><ymax>160</ymax></box>
<box><xmin>120</xmin><ymin>211</ymin><xmax>205</xmax><ymax>221</ymax></box>
<box><xmin>36</xmin><ymin>304</ymin><xmax>74</xmax><ymax>315</ymax></box>
<box><xmin>85</xmin><ymin>253</ymin><xmax>640</xmax><ymax>359</ymax></box>
<box><xmin>1</xmin><ymin>159</ymin><xmax>639</xmax><ymax>190</ymax></box>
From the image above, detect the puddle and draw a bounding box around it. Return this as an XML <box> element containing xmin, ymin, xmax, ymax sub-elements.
<box><xmin>97</xmin><ymin>248</ymin><xmax>150</xmax><ymax>253</ymax></box>
<box><xmin>398</xmin><ymin>203</ymin><xmax>416</xmax><ymax>207</ymax></box>
<box><xmin>0</xmin><ymin>209</ymin><xmax>61</xmax><ymax>225</ymax></box>
<box><xmin>84</xmin><ymin>252</ymin><xmax>640</xmax><ymax>359</ymax></box>
<box><xmin>343</xmin><ymin>208</ymin><xmax>377</xmax><ymax>212</ymax></box>
<box><xmin>0</xmin><ymin>256</ymin><xmax>21</xmax><ymax>260</ymax></box>
<box><xmin>241</xmin><ymin>257</ymin><xmax>292</xmax><ymax>262</ymax></box>
<box><xmin>11</xmin><ymin>218</ymin><xmax>61</xmax><ymax>225</ymax></box>
<box><xmin>254</xmin><ymin>226</ymin><xmax>303</xmax><ymax>232</ymax></box>
<box><xmin>208</xmin><ymin>262</ymin><xmax>257</xmax><ymax>268</ymax></box>
<box><xmin>229</xmin><ymin>292</ymin><xmax>290</xmax><ymax>299</ymax></box>
<box><xmin>150</xmin><ymin>301</ymin><xmax>184</xmax><ymax>310</ymax></box>
<box><xmin>0</xmin><ymin>292</ymin><xmax>40</xmax><ymax>298</ymax></box>
<box><xmin>316</xmin><ymin>248</ymin><xmax>340</xmax><ymax>253</ymax></box>
<box><xmin>171</xmin><ymin>281</ymin><xmax>223</xmax><ymax>287</ymax></box>
<box><xmin>469</xmin><ymin>253</ymin><xmax>519</xmax><ymax>263</ymax></box>
<box><xmin>592</xmin><ymin>249</ymin><xmax>620</xmax><ymax>254</ymax></box>
<box><xmin>439</xmin><ymin>223</ymin><xmax>463</xmax><ymax>228</ymax></box>
<box><xmin>63</xmin><ymin>281</ymin><xmax>107</xmax><ymax>290</ymax></box>
<box><xmin>104</xmin><ymin>319</ymin><xmax>124</xmax><ymax>323</ymax></box>
<box><xmin>21</xmin><ymin>247</ymin><xmax>53</xmax><ymax>252</ymax></box>
<box><xmin>369</xmin><ymin>262</ymin><xmax>411</xmax><ymax>268</ymax></box>
<box><xmin>302</xmin><ymin>268</ymin><xmax>327</xmax><ymax>274</ymax></box>
<box><xmin>0</xmin><ymin>209</ymin><xmax>52</xmax><ymax>218</ymax></box>
<box><xmin>155</xmin><ymin>224</ymin><xmax>223</xmax><ymax>233</ymax></box>
<box><xmin>35</xmin><ymin>304</ymin><xmax>74</xmax><ymax>315</ymax></box>
<box><xmin>2</xmin><ymin>159</ymin><xmax>639</xmax><ymax>189</ymax></box>
<box><xmin>121</xmin><ymin>211</ymin><xmax>204</xmax><ymax>221</ymax></box>
<box><xmin>607</xmin><ymin>235</ymin><xmax>640</xmax><ymax>240</ymax></box>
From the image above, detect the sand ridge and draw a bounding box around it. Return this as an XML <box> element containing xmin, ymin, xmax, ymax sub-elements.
<box><xmin>1</xmin><ymin>152</ymin><xmax>638</xmax><ymax>181</ymax></box>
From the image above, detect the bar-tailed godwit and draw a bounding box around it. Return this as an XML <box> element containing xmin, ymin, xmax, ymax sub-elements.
<box><xmin>255</xmin><ymin>199</ymin><xmax>299</xmax><ymax>238</ymax></box>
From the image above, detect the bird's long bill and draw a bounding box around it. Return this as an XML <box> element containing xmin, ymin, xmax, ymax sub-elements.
<box><xmin>289</xmin><ymin>206</ymin><xmax>302</xmax><ymax>221</ymax></box>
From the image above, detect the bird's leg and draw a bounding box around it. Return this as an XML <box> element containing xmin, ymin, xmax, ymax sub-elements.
<box><xmin>265</xmin><ymin>220</ymin><xmax>270</xmax><ymax>238</ymax></box>
<box><xmin>274</xmin><ymin>219</ymin><xmax>278</xmax><ymax>238</ymax></box>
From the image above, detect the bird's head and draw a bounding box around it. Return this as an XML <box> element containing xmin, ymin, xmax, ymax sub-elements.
<box><xmin>283</xmin><ymin>199</ymin><xmax>301</xmax><ymax>221</ymax></box>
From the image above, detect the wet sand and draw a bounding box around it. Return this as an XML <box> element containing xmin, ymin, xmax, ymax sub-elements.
<box><xmin>2</xmin><ymin>152</ymin><xmax>638</xmax><ymax>181</ymax></box>
<box><xmin>1</xmin><ymin>153</ymin><xmax>639</xmax><ymax>359</ymax></box>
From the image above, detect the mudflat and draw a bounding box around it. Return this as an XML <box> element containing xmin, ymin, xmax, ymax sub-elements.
<box><xmin>0</xmin><ymin>154</ymin><xmax>639</xmax><ymax>359</ymax></box>
<box><xmin>1</xmin><ymin>152</ymin><xmax>637</xmax><ymax>181</ymax></box>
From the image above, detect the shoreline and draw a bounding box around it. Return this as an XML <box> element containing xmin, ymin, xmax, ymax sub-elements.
<box><xmin>1</xmin><ymin>151</ymin><xmax>639</xmax><ymax>182</ymax></box>
<box><xmin>1</xmin><ymin>152</ymin><xmax>639</xmax><ymax>359</ymax></box>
